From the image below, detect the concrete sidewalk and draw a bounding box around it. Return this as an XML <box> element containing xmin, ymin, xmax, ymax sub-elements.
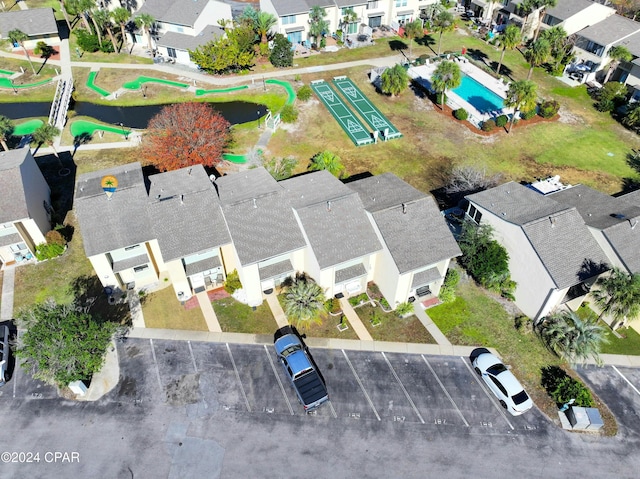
<box><xmin>0</xmin><ymin>266</ymin><xmax>15</xmax><ymax>320</ymax></box>
<box><xmin>339</xmin><ymin>298</ymin><xmax>374</xmax><ymax>341</ymax></box>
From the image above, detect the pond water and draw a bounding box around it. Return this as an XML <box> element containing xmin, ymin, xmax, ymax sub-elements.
<box><xmin>0</xmin><ymin>100</ymin><xmax>266</xmax><ymax>128</ymax></box>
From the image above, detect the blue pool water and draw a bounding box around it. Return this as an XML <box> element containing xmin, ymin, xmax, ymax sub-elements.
<box><xmin>452</xmin><ymin>74</ymin><xmax>504</xmax><ymax>113</ymax></box>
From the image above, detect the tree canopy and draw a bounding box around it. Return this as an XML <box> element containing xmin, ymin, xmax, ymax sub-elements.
<box><xmin>270</xmin><ymin>33</ymin><xmax>293</xmax><ymax>68</ymax></box>
<box><xmin>539</xmin><ymin>310</ymin><xmax>606</xmax><ymax>365</ymax></box>
<box><xmin>432</xmin><ymin>11</ymin><xmax>455</xmax><ymax>55</ymax></box>
<box><xmin>0</xmin><ymin>115</ymin><xmax>14</xmax><ymax>151</ymax></box>
<box><xmin>591</xmin><ymin>267</ymin><xmax>640</xmax><ymax>327</ymax></box>
<box><xmin>431</xmin><ymin>60</ymin><xmax>461</xmax><ymax>108</ymax></box>
<box><xmin>497</xmin><ymin>24</ymin><xmax>521</xmax><ymax>76</ymax></box>
<box><xmin>190</xmin><ymin>30</ymin><xmax>255</xmax><ymax>74</ymax></box>
<box><xmin>505</xmin><ymin>80</ymin><xmax>537</xmax><ymax>132</ymax></box>
<box><xmin>309</xmin><ymin>150</ymin><xmax>346</xmax><ymax>177</ymax></box>
<box><xmin>142</xmin><ymin>102</ymin><xmax>231</xmax><ymax>171</ymax></box>
<box><xmin>283</xmin><ymin>273</ymin><xmax>326</xmax><ymax>329</ymax></box>
<box><xmin>380</xmin><ymin>64</ymin><xmax>409</xmax><ymax>96</ymax></box>
<box><xmin>16</xmin><ymin>299</ymin><xmax>120</xmax><ymax>387</ymax></box>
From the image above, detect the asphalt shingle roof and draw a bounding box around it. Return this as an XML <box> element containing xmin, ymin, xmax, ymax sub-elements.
<box><xmin>349</xmin><ymin>173</ymin><xmax>461</xmax><ymax>274</ymax></box>
<box><xmin>215</xmin><ymin>168</ymin><xmax>306</xmax><ymax>266</ymax></box>
<box><xmin>0</xmin><ymin>148</ymin><xmax>30</xmax><ymax>223</ymax></box>
<box><xmin>577</xmin><ymin>14</ymin><xmax>640</xmax><ymax>48</ymax></box>
<box><xmin>137</xmin><ymin>0</ymin><xmax>210</xmax><ymax>27</ymax></box>
<box><xmin>75</xmin><ymin>163</ymin><xmax>154</xmax><ymax>257</ymax></box>
<box><xmin>269</xmin><ymin>0</ymin><xmax>334</xmax><ymax>16</ymax></box>
<box><xmin>157</xmin><ymin>25</ymin><xmax>224</xmax><ymax>51</ymax></box>
<box><xmin>147</xmin><ymin>165</ymin><xmax>231</xmax><ymax>263</ymax></box>
<box><xmin>283</xmin><ymin>171</ymin><xmax>382</xmax><ymax>269</ymax></box>
<box><xmin>467</xmin><ymin>182</ymin><xmax>610</xmax><ymax>289</ymax></box>
<box><xmin>546</xmin><ymin>0</ymin><xmax>605</xmax><ymax>21</ymax></box>
<box><xmin>0</xmin><ymin>8</ymin><xmax>58</xmax><ymax>37</ymax></box>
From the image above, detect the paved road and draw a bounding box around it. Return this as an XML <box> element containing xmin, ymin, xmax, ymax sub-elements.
<box><xmin>1</xmin><ymin>339</ymin><xmax>639</xmax><ymax>478</ymax></box>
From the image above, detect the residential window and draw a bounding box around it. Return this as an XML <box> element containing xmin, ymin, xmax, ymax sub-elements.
<box><xmin>125</xmin><ymin>244</ymin><xmax>141</xmax><ymax>251</ymax></box>
<box><xmin>395</xmin><ymin>0</ymin><xmax>407</xmax><ymax>7</ymax></box>
<box><xmin>585</xmin><ymin>40</ymin><xmax>604</xmax><ymax>57</ymax></box>
<box><xmin>167</xmin><ymin>47</ymin><xmax>176</xmax><ymax>58</ymax></box>
<box><xmin>133</xmin><ymin>265</ymin><xmax>149</xmax><ymax>273</ymax></box>
<box><xmin>367</xmin><ymin>0</ymin><xmax>379</xmax><ymax>9</ymax></box>
<box><xmin>282</xmin><ymin>15</ymin><xmax>296</xmax><ymax>25</ymax></box>
<box><xmin>467</xmin><ymin>204</ymin><xmax>482</xmax><ymax>224</ymax></box>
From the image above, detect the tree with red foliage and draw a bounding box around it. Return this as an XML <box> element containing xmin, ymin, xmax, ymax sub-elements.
<box><xmin>142</xmin><ymin>102</ymin><xmax>230</xmax><ymax>171</ymax></box>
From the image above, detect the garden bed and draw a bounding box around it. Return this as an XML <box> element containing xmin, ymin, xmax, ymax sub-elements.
<box><xmin>356</xmin><ymin>304</ymin><xmax>435</xmax><ymax>343</ymax></box>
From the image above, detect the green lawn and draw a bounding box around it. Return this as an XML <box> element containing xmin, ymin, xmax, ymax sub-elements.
<box><xmin>576</xmin><ymin>304</ymin><xmax>640</xmax><ymax>356</ymax></box>
<box><xmin>212</xmin><ymin>297</ymin><xmax>278</xmax><ymax>334</ymax></box>
<box><xmin>355</xmin><ymin>304</ymin><xmax>436</xmax><ymax>343</ymax></box>
<box><xmin>141</xmin><ymin>287</ymin><xmax>208</xmax><ymax>331</ymax></box>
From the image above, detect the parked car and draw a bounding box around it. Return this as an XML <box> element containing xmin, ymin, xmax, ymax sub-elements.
<box><xmin>0</xmin><ymin>325</ymin><xmax>10</xmax><ymax>386</ymax></box>
<box><xmin>472</xmin><ymin>351</ymin><xmax>533</xmax><ymax>416</ymax></box>
<box><xmin>274</xmin><ymin>331</ymin><xmax>329</xmax><ymax>412</ymax></box>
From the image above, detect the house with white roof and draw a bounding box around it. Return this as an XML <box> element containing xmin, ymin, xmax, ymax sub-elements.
<box><xmin>131</xmin><ymin>0</ymin><xmax>231</xmax><ymax>65</ymax></box>
<box><xmin>0</xmin><ymin>148</ymin><xmax>51</xmax><ymax>269</ymax></box>
<box><xmin>465</xmin><ymin>181</ymin><xmax>610</xmax><ymax>321</ymax></box>
<box><xmin>0</xmin><ymin>8</ymin><xmax>60</xmax><ymax>49</ymax></box>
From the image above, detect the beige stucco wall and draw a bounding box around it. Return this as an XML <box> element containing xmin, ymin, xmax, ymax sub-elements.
<box><xmin>239</xmin><ymin>262</ymin><xmax>263</xmax><ymax>306</ymax></box>
<box><xmin>166</xmin><ymin>258</ymin><xmax>191</xmax><ymax>301</ymax></box>
<box><xmin>559</xmin><ymin>3</ymin><xmax>614</xmax><ymax>36</ymax></box>
<box><xmin>90</xmin><ymin>253</ymin><xmax>119</xmax><ymax>289</ymax></box>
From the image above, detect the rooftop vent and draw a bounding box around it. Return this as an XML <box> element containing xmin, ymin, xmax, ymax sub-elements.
<box><xmin>253</xmin><ymin>198</ymin><xmax>257</xmax><ymax>208</ymax></box>
<box><xmin>327</xmin><ymin>201</ymin><xmax>332</xmax><ymax>212</ymax></box>
<box><xmin>402</xmin><ymin>203</ymin><xmax>406</xmax><ymax>214</ymax></box>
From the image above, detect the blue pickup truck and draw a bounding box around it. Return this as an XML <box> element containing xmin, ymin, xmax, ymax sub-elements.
<box><xmin>274</xmin><ymin>332</ymin><xmax>329</xmax><ymax>412</ymax></box>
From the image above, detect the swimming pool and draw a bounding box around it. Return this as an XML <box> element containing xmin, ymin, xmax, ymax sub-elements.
<box><xmin>453</xmin><ymin>74</ymin><xmax>505</xmax><ymax>113</ymax></box>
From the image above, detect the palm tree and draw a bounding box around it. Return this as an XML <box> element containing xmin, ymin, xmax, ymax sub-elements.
<box><xmin>308</xmin><ymin>6</ymin><xmax>328</xmax><ymax>48</ymax></box>
<box><xmin>380</xmin><ymin>64</ymin><xmax>409</xmax><ymax>96</ymax></box>
<box><xmin>591</xmin><ymin>267</ymin><xmax>640</xmax><ymax>327</ymax></box>
<box><xmin>58</xmin><ymin>0</ymin><xmax>72</xmax><ymax>31</ymax></box>
<box><xmin>0</xmin><ymin>115</ymin><xmax>14</xmax><ymax>151</ymax></box>
<box><xmin>517</xmin><ymin>0</ymin><xmax>536</xmax><ymax>39</ymax></box>
<box><xmin>283</xmin><ymin>274</ymin><xmax>326</xmax><ymax>329</ymax></box>
<box><xmin>496</xmin><ymin>24</ymin><xmax>521</xmax><ymax>76</ymax></box>
<box><xmin>254</xmin><ymin>11</ymin><xmax>277</xmax><ymax>45</ymax></box>
<box><xmin>94</xmin><ymin>8</ymin><xmax>118</xmax><ymax>53</ymax></box>
<box><xmin>64</xmin><ymin>0</ymin><xmax>93</xmax><ymax>32</ymax></box>
<box><xmin>431</xmin><ymin>60</ymin><xmax>461</xmax><ymax>110</ymax></box>
<box><xmin>135</xmin><ymin>13</ymin><xmax>156</xmax><ymax>56</ymax></box>
<box><xmin>532</xmin><ymin>0</ymin><xmax>557</xmax><ymax>41</ymax></box>
<box><xmin>78</xmin><ymin>0</ymin><xmax>97</xmax><ymax>33</ymax></box>
<box><xmin>603</xmin><ymin>45</ymin><xmax>632</xmax><ymax>84</ymax></box>
<box><xmin>111</xmin><ymin>7</ymin><xmax>131</xmax><ymax>54</ymax></box>
<box><xmin>539</xmin><ymin>310</ymin><xmax>607</xmax><ymax>365</ymax></box>
<box><xmin>33</xmin><ymin>124</ymin><xmax>61</xmax><ymax>158</ymax></box>
<box><xmin>8</xmin><ymin>29</ymin><xmax>36</xmax><ymax>75</ymax></box>
<box><xmin>432</xmin><ymin>11</ymin><xmax>455</xmax><ymax>55</ymax></box>
<box><xmin>504</xmin><ymin>80</ymin><xmax>537</xmax><ymax>132</ymax></box>
<box><xmin>309</xmin><ymin>151</ymin><xmax>345</xmax><ymax>177</ymax></box>
<box><xmin>340</xmin><ymin>7</ymin><xmax>358</xmax><ymax>36</ymax></box>
<box><xmin>404</xmin><ymin>19</ymin><xmax>423</xmax><ymax>61</ymax></box>
<box><xmin>90</xmin><ymin>6</ymin><xmax>105</xmax><ymax>48</ymax></box>
<box><xmin>623</xmin><ymin>103</ymin><xmax>640</xmax><ymax>131</ymax></box>
<box><xmin>524</xmin><ymin>38</ymin><xmax>550</xmax><ymax>80</ymax></box>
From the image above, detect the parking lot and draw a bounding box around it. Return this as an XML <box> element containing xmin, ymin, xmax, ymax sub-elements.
<box><xmin>99</xmin><ymin>339</ymin><xmax>547</xmax><ymax>434</ymax></box>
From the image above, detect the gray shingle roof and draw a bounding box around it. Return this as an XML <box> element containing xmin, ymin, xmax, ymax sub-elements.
<box><xmin>156</xmin><ymin>25</ymin><xmax>224</xmax><ymax>51</ymax></box>
<box><xmin>550</xmin><ymin>184</ymin><xmax>640</xmax><ymax>274</ymax></box>
<box><xmin>467</xmin><ymin>182</ymin><xmax>610</xmax><ymax>289</ymax></box>
<box><xmin>0</xmin><ymin>8</ymin><xmax>58</xmax><ymax>37</ymax></box>
<box><xmin>546</xmin><ymin>0</ymin><xmax>601</xmax><ymax>21</ymax></box>
<box><xmin>349</xmin><ymin>173</ymin><xmax>461</xmax><ymax>274</ymax></box>
<box><xmin>259</xmin><ymin>259</ymin><xmax>294</xmax><ymax>281</ymax></box>
<box><xmin>0</xmin><ymin>148</ymin><xmax>30</xmax><ymax>223</ymax></box>
<box><xmin>411</xmin><ymin>266</ymin><xmax>441</xmax><ymax>289</ymax></box>
<box><xmin>283</xmin><ymin>171</ymin><xmax>382</xmax><ymax>269</ymax></box>
<box><xmin>137</xmin><ymin>0</ymin><xmax>209</xmax><ymax>27</ymax></box>
<box><xmin>346</xmin><ymin>172</ymin><xmax>426</xmax><ymax>213</ymax></box>
<box><xmin>620</xmin><ymin>188</ymin><xmax>640</xmax><ymax>206</ymax></box>
<box><xmin>75</xmin><ymin>163</ymin><xmax>154</xmax><ymax>257</ymax></box>
<box><xmin>269</xmin><ymin>0</ymin><xmax>334</xmax><ymax>16</ymax></box>
<box><xmin>147</xmin><ymin>165</ymin><xmax>231</xmax><ymax>262</ymax></box>
<box><xmin>335</xmin><ymin>0</ymin><xmax>367</xmax><ymax>8</ymax></box>
<box><xmin>335</xmin><ymin>263</ymin><xmax>367</xmax><ymax>283</ymax></box>
<box><xmin>577</xmin><ymin>14</ymin><xmax>640</xmax><ymax>48</ymax></box>
<box><xmin>215</xmin><ymin>168</ymin><xmax>306</xmax><ymax>266</ymax></box>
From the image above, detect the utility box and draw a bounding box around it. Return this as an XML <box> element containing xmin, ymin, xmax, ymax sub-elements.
<box><xmin>69</xmin><ymin>380</ymin><xmax>88</xmax><ymax>396</ymax></box>
<box><xmin>585</xmin><ymin>408</ymin><xmax>604</xmax><ymax>430</ymax></box>
<box><xmin>567</xmin><ymin>406</ymin><xmax>590</xmax><ymax>429</ymax></box>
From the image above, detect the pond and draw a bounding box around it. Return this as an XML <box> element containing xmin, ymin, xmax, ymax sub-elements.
<box><xmin>0</xmin><ymin>100</ymin><xmax>267</xmax><ymax>128</ymax></box>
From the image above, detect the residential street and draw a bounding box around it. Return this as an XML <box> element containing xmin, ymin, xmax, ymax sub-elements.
<box><xmin>0</xmin><ymin>339</ymin><xmax>639</xmax><ymax>478</ymax></box>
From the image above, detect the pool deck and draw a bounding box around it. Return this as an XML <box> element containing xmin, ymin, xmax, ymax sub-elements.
<box><xmin>408</xmin><ymin>58</ymin><xmax>514</xmax><ymax>127</ymax></box>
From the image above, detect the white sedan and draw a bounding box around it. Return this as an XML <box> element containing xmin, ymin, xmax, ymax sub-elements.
<box><xmin>472</xmin><ymin>352</ymin><xmax>533</xmax><ymax>416</ymax></box>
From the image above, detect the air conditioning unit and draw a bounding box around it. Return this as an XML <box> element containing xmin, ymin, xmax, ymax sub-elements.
<box><xmin>126</xmin><ymin>282</ymin><xmax>136</xmax><ymax>290</ymax></box>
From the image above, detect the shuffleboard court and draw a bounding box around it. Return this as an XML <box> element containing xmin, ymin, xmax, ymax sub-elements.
<box><xmin>332</xmin><ymin>76</ymin><xmax>402</xmax><ymax>140</ymax></box>
<box><xmin>310</xmin><ymin>79</ymin><xmax>373</xmax><ymax>146</ymax></box>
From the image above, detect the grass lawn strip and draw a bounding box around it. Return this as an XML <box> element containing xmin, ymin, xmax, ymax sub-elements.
<box><xmin>212</xmin><ymin>297</ymin><xmax>277</xmax><ymax>334</ymax></box>
<box><xmin>355</xmin><ymin>303</ymin><xmax>436</xmax><ymax>343</ymax></box>
<box><xmin>141</xmin><ymin>287</ymin><xmax>208</xmax><ymax>331</ymax></box>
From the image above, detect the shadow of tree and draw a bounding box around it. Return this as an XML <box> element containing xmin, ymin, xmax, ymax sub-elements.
<box><xmin>415</xmin><ymin>34</ymin><xmax>437</xmax><ymax>55</ymax></box>
<box><xmin>389</xmin><ymin>39</ymin><xmax>408</xmax><ymax>51</ymax></box>
<box><xmin>68</xmin><ymin>275</ymin><xmax>132</xmax><ymax>329</ymax></box>
<box><xmin>72</xmin><ymin>132</ymin><xmax>93</xmax><ymax>157</ymax></box>
<box><xmin>490</xmin><ymin>61</ymin><xmax>514</xmax><ymax>80</ymax></box>
<box><xmin>34</xmin><ymin>153</ymin><xmax>77</xmax><ymax>227</ymax></box>
<box><xmin>467</xmin><ymin>48</ymin><xmax>489</xmax><ymax>65</ymax></box>
<box><xmin>577</xmin><ymin>258</ymin><xmax>609</xmax><ymax>282</ymax></box>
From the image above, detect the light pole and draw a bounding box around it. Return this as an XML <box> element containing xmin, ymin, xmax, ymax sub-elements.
<box><xmin>142</xmin><ymin>85</ymin><xmax>147</xmax><ymax>98</ymax></box>
<box><xmin>118</xmin><ymin>122</ymin><xmax>128</xmax><ymax>140</ymax></box>
<box><xmin>10</xmin><ymin>79</ymin><xmax>17</xmax><ymax>94</ymax></box>
<box><xmin>257</xmin><ymin>110</ymin><xmax>261</xmax><ymax>128</ymax></box>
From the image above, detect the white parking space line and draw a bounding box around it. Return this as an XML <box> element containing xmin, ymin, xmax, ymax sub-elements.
<box><xmin>612</xmin><ymin>366</ymin><xmax>640</xmax><ymax>397</ymax></box>
<box><xmin>461</xmin><ymin>357</ymin><xmax>514</xmax><ymax>430</ymax></box>
<box><xmin>187</xmin><ymin>341</ymin><xmax>198</xmax><ymax>373</ymax></box>
<box><xmin>226</xmin><ymin>343</ymin><xmax>251</xmax><ymax>413</ymax></box>
<box><xmin>149</xmin><ymin>339</ymin><xmax>163</xmax><ymax>389</ymax></box>
<box><xmin>327</xmin><ymin>401</ymin><xmax>338</xmax><ymax>419</ymax></box>
<box><xmin>342</xmin><ymin>350</ymin><xmax>381</xmax><ymax>421</ymax></box>
<box><xmin>422</xmin><ymin>355</ymin><xmax>469</xmax><ymax>428</ymax></box>
<box><xmin>264</xmin><ymin>345</ymin><xmax>294</xmax><ymax>415</ymax></box>
<box><xmin>381</xmin><ymin>352</ymin><xmax>425</xmax><ymax>424</ymax></box>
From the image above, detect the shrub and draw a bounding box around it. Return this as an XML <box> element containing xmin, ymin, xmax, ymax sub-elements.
<box><xmin>45</xmin><ymin>229</ymin><xmax>65</xmax><ymax>247</ymax></box>
<box><xmin>349</xmin><ymin>292</ymin><xmax>369</xmax><ymax>306</ymax></box>
<box><xmin>35</xmin><ymin>242</ymin><xmax>65</xmax><ymax>261</ymax></box>
<box><xmin>379</xmin><ymin>297</ymin><xmax>390</xmax><ymax>309</ymax></box>
<box><xmin>541</xmin><ymin>366</ymin><xmax>594</xmax><ymax>408</ymax></box>
<box><xmin>223</xmin><ymin>269</ymin><xmax>242</xmax><ymax>294</ymax></box>
<box><xmin>514</xmin><ymin>315</ymin><xmax>533</xmax><ymax>334</ymax></box>
<box><xmin>269</xmin><ymin>33</ymin><xmax>293</xmax><ymax>68</ymax></box>
<box><xmin>453</xmin><ymin>108</ymin><xmax>468</xmax><ymax>120</ymax></box>
<box><xmin>520</xmin><ymin>108</ymin><xmax>537</xmax><ymax>120</ymax></box>
<box><xmin>395</xmin><ymin>302</ymin><xmax>414</xmax><ymax>317</ymax></box>
<box><xmin>538</xmin><ymin>100</ymin><xmax>560</xmax><ymax>118</ymax></box>
<box><xmin>481</xmin><ymin>119</ymin><xmax>496</xmax><ymax>132</ymax></box>
<box><xmin>434</xmin><ymin>92</ymin><xmax>448</xmax><ymax>105</ymax></box>
<box><xmin>76</xmin><ymin>30</ymin><xmax>100</xmax><ymax>53</ymax></box>
<box><xmin>439</xmin><ymin>268</ymin><xmax>460</xmax><ymax>303</ymax></box>
<box><xmin>297</xmin><ymin>84</ymin><xmax>313</xmax><ymax>102</ymax></box>
<box><xmin>595</xmin><ymin>81</ymin><xmax>627</xmax><ymax>112</ymax></box>
<box><xmin>280</xmin><ymin>104</ymin><xmax>298</xmax><ymax>123</ymax></box>
<box><xmin>495</xmin><ymin>115</ymin><xmax>508</xmax><ymax>128</ymax></box>
<box><xmin>327</xmin><ymin>297</ymin><xmax>341</xmax><ymax>314</ymax></box>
